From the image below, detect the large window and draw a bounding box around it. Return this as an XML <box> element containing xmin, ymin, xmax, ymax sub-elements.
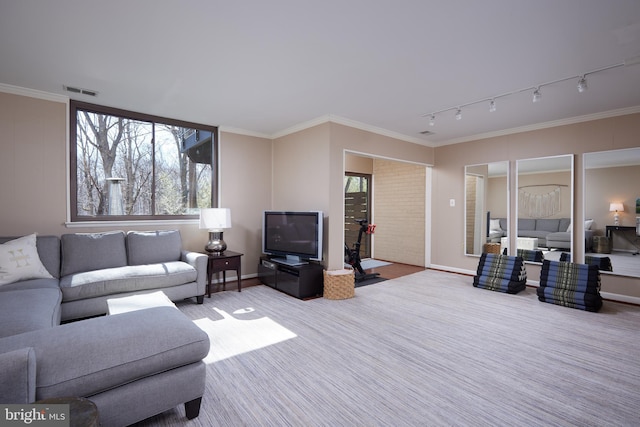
<box><xmin>70</xmin><ymin>101</ymin><xmax>217</xmax><ymax>221</ymax></box>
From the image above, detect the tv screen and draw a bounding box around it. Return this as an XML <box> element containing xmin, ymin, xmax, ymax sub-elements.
<box><xmin>262</xmin><ymin>211</ymin><xmax>323</xmax><ymax>265</ymax></box>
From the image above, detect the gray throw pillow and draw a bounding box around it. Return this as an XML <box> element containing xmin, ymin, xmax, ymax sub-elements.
<box><xmin>126</xmin><ymin>230</ymin><xmax>182</xmax><ymax>265</ymax></box>
<box><xmin>61</xmin><ymin>231</ymin><xmax>127</xmax><ymax>276</ymax></box>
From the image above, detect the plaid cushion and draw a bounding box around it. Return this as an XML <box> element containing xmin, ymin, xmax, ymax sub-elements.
<box><xmin>559</xmin><ymin>253</ymin><xmax>612</xmax><ymax>271</ymax></box>
<box><xmin>540</xmin><ymin>260</ymin><xmax>600</xmax><ymax>294</ymax></box>
<box><xmin>473</xmin><ymin>253</ymin><xmax>527</xmax><ymax>294</ymax></box>
<box><xmin>473</xmin><ymin>276</ymin><xmax>527</xmax><ymax>294</ymax></box>
<box><xmin>536</xmin><ymin>288</ymin><xmax>603</xmax><ymax>312</ymax></box>
<box><xmin>538</xmin><ymin>260</ymin><xmax>602</xmax><ymax>312</ymax></box>
<box><xmin>502</xmin><ymin>248</ymin><xmax>544</xmax><ymax>262</ymax></box>
<box><xmin>475</xmin><ymin>253</ymin><xmax>527</xmax><ymax>281</ymax></box>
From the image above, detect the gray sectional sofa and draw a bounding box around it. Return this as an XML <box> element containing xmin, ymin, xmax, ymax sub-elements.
<box><xmin>517</xmin><ymin>218</ymin><xmax>571</xmax><ymax>247</ymax></box>
<box><xmin>490</xmin><ymin>218</ymin><xmax>593</xmax><ymax>250</ymax></box>
<box><xmin>0</xmin><ymin>230</ymin><xmax>210</xmax><ymax>426</ymax></box>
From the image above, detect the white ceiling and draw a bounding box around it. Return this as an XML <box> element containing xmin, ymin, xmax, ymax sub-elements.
<box><xmin>1</xmin><ymin>0</ymin><xmax>640</xmax><ymax>147</ymax></box>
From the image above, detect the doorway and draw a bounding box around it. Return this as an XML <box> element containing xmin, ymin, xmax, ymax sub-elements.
<box><xmin>344</xmin><ymin>173</ymin><xmax>372</xmax><ymax>259</ymax></box>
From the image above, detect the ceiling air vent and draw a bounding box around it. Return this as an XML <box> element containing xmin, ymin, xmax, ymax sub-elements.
<box><xmin>419</xmin><ymin>130</ymin><xmax>434</xmax><ymax>135</ymax></box>
<box><xmin>63</xmin><ymin>85</ymin><xmax>98</xmax><ymax>97</ymax></box>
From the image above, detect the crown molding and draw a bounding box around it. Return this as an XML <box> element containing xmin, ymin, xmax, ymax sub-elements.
<box><xmin>221</xmin><ymin>106</ymin><xmax>640</xmax><ymax>148</ymax></box>
<box><xmin>271</xmin><ymin>114</ymin><xmax>428</xmax><ymax>145</ymax></box>
<box><xmin>269</xmin><ymin>115</ymin><xmax>333</xmax><ymax>139</ymax></box>
<box><xmin>435</xmin><ymin>105</ymin><xmax>640</xmax><ymax>146</ymax></box>
<box><xmin>0</xmin><ymin>83</ymin><xmax>68</xmax><ymax>104</ymax></box>
<box><xmin>218</xmin><ymin>126</ymin><xmax>271</xmax><ymax>139</ymax></box>
<box><xmin>5</xmin><ymin>83</ymin><xmax>638</xmax><ymax>150</ymax></box>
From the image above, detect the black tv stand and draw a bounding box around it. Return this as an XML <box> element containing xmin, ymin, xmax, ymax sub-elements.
<box><xmin>271</xmin><ymin>256</ymin><xmax>308</xmax><ymax>267</ymax></box>
<box><xmin>258</xmin><ymin>256</ymin><xmax>323</xmax><ymax>299</ymax></box>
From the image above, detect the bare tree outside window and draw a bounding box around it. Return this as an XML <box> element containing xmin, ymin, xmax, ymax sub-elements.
<box><xmin>70</xmin><ymin>101</ymin><xmax>217</xmax><ymax>221</ymax></box>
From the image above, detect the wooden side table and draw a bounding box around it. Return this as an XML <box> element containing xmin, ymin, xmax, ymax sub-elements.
<box><xmin>207</xmin><ymin>251</ymin><xmax>243</xmax><ymax>297</ymax></box>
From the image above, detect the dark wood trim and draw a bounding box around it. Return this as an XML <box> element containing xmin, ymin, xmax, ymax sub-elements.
<box><xmin>69</xmin><ymin>100</ymin><xmax>218</xmax><ymax>222</ymax></box>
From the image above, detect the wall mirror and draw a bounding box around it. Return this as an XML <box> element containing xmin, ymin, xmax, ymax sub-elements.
<box><xmin>464</xmin><ymin>161</ymin><xmax>509</xmax><ymax>256</ymax></box>
<box><xmin>584</xmin><ymin>148</ymin><xmax>640</xmax><ymax>278</ymax></box>
<box><xmin>515</xmin><ymin>155</ymin><xmax>573</xmax><ymax>262</ymax></box>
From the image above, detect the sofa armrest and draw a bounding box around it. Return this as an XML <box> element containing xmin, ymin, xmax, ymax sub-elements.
<box><xmin>0</xmin><ymin>347</ymin><xmax>36</xmax><ymax>403</ymax></box>
<box><xmin>182</xmin><ymin>251</ymin><xmax>208</xmax><ymax>294</ymax></box>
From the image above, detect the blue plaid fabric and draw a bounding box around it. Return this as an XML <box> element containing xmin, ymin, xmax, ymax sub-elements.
<box><xmin>537</xmin><ymin>260</ymin><xmax>602</xmax><ymax>312</ymax></box>
<box><xmin>559</xmin><ymin>253</ymin><xmax>613</xmax><ymax>271</ymax></box>
<box><xmin>473</xmin><ymin>253</ymin><xmax>527</xmax><ymax>294</ymax></box>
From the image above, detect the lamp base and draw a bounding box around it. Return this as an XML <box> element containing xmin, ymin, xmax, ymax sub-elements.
<box><xmin>205</xmin><ymin>231</ymin><xmax>227</xmax><ymax>254</ymax></box>
<box><xmin>614</xmin><ymin>213</ymin><xmax>620</xmax><ymax>226</ymax></box>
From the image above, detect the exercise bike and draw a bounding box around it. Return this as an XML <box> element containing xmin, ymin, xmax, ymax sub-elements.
<box><xmin>345</xmin><ymin>219</ymin><xmax>380</xmax><ymax>282</ymax></box>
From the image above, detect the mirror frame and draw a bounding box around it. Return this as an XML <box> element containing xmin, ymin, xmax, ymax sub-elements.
<box><xmin>515</xmin><ymin>155</ymin><xmax>574</xmax><ymax>261</ymax></box>
<box><xmin>464</xmin><ymin>161</ymin><xmax>509</xmax><ymax>257</ymax></box>
<box><xmin>583</xmin><ymin>147</ymin><xmax>640</xmax><ymax>278</ymax></box>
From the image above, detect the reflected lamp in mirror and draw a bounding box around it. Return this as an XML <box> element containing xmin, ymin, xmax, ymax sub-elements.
<box><xmin>609</xmin><ymin>203</ymin><xmax>624</xmax><ymax>226</ymax></box>
<box><xmin>199</xmin><ymin>208</ymin><xmax>232</xmax><ymax>254</ymax></box>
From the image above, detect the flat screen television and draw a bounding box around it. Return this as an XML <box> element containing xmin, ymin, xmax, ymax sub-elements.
<box><xmin>262</xmin><ymin>210</ymin><xmax>323</xmax><ymax>265</ymax></box>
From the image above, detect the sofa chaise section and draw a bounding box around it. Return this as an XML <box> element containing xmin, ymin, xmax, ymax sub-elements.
<box><xmin>0</xmin><ymin>306</ymin><xmax>210</xmax><ymax>426</ymax></box>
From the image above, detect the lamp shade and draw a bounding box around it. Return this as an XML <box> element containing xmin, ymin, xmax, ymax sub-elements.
<box><xmin>199</xmin><ymin>208</ymin><xmax>232</xmax><ymax>231</ymax></box>
<box><xmin>609</xmin><ymin>203</ymin><xmax>624</xmax><ymax>212</ymax></box>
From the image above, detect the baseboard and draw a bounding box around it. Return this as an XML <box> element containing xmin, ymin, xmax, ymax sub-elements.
<box><xmin>428</xmin><ymin>264</ymin><xmax>475</xmax><ymax>276</ymax></box>
<box><xmin>601</xmin><ymin>292</ymin><xmax>640</xmax><ymax>306</ymax></box>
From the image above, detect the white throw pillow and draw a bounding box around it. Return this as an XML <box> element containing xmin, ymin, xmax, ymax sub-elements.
<box><xmin>490</xmin><ymin>219</ymin><xmax>502</xmax><ymax>231</ymax></box>
<box><xmin>585</xmin><ymin>219</ymin><xmax>594</xmax><ymax>230</ymax></box>
<box><xmin>566</xmin><ymin>223</ymin><xmax>572</xmax><ymax>232</ymax></box>
<box><xmin>0</xmin><ymin>234</ymin><xmax>53</xmax><ymax>286</ymax></box>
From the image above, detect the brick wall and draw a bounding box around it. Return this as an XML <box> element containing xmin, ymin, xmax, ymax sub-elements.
<box><xmin>372</xmin><ymin>159</ymin><xmax>426</xmax><ymax>266</ymax></box>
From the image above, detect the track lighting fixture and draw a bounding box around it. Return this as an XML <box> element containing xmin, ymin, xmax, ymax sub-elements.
<box><xmin>532</xmin><ymin>87</ymin><xmax>542</xmax><ymax>103</ymax></box>
<box><xmin>577</xmin><ymin>76</ymin><xmax>588</xmax><ymax>93</ymax></box>
<box><xmin>421</xmin><ymin>55</ymin><xmax>640</xmax><ymax>130</ymax></box>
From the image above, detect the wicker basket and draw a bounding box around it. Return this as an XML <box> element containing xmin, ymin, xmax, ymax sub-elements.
<box><xmin>593</xmin><ymin>236</ymin><xmax>612</xmax><ymax>254</ymax></box>
<box><xmin>323</xmin><ymin>269</ymin><xmax>355</xmax><ymax>300</ymax></box>
<box><xmin>483</xmin><ymin>242</ymin><xmax>502</xmax><ymax>254</ymax></box>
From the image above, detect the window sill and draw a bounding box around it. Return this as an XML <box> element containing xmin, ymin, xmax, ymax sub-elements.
<box><xmin>65</xmin><ymin>219</ymin><xmax>199</xmax><ymax>228</ymax></box>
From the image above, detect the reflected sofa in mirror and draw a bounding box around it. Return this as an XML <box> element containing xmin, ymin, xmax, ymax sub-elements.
<box><xmin>584</xmin><ymin>148</ymin><xmax>640</xmax><ymax>278</ymax></box>
<box><xmin>515</xmin><ymin>155</ymin><xmax>573</xmax><ymax>261</ymax></box>
<box><xmin>464</xmin><ymin>162</ymin><xmax>508</xmax><ymax>256</ymax></box>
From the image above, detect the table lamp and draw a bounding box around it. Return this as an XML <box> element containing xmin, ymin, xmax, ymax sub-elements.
<box><xmin>199</xmin><ymin>208</ymin><xmax>232</xmax><ymax>253</ymax></box>
<box><xmin>609</xmin><ymin>203</ymin><xmax>624</xmax><ymax>226</ymax></box>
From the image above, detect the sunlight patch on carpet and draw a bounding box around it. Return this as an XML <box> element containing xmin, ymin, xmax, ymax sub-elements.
<box><xmin>194</xmin><ymin>307</ymin><xmax>297</xmax><ymax>363</ymax></box>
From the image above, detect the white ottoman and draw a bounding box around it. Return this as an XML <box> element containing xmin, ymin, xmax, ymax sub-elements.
<box><xmin>517</xmin><ymin>237</ymin><xmax>539</xmax><ymax>250</ymax></box>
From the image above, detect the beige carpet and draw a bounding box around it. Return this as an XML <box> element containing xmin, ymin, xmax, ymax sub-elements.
<box><xmin>133</xmin><ymin>270</ymin><xmax>640</xmax><ymax>426</ymax></box>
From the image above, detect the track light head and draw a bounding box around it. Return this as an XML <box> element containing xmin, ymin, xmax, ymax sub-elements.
<box><xmin>532</xmin><ymin>87</ymin><xmax>542</xmax><ymax>103</ymax></box>
<box><xmin>455</xmin><ymin>108</ymin><xmax>462</xmax><ymax>120</ymax></box>
<box><xmin>577</xmin><ymin>76</ymin><xmax>588</xmax><ymax>93</ymax></box>
<box><xmin>429</xmin><ymin>114</ymin><xmax>435</xmax><ymax>126</ymax></box>
<box><xmin>489</xmin><ymin>99</ymin><xmax>497</xmax><ymax>112</ymax></box>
